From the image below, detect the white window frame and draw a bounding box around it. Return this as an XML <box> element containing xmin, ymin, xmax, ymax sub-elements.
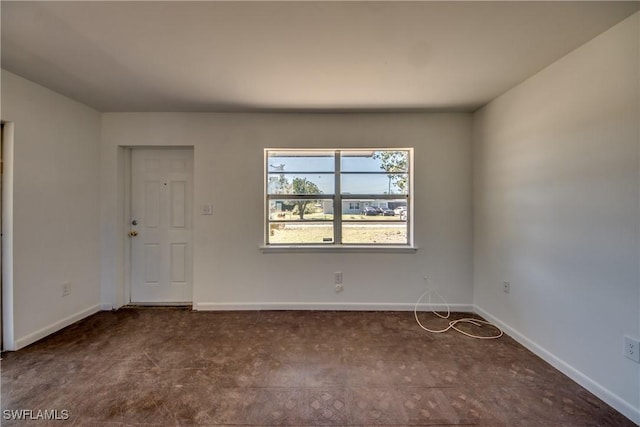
<box><xmin>263</xmin><ymin>148</ymin><xmax>415</xmax><ymax>250</ymax></box>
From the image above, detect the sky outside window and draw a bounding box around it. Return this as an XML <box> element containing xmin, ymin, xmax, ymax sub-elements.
<box><xmin>268</xmin><ymin>151</ymin><xmax>408</xmax><ymax>195</ymax></box>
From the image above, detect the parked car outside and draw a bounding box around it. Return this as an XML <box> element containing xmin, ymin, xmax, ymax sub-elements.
<box><xmin>382</xmin><ymin>208</ymin><xmax>395</xmax><ymax>216</ymax></box>
<box><xmin>361</xmin><ymin>206</ymin><xmax>380</xmax><ymax>216</ymax></box>
<box><xmin>394</xmin><ymin>206</ymin><xmax>407</xmax><ymax>215</ymax></box>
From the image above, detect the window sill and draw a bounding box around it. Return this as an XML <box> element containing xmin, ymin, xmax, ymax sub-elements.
<box><xmin>259</xmin><ymin>245</ymin><xmax>418</xmax><ymax>253</ymax></box>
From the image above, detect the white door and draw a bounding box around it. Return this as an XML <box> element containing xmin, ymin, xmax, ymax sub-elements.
<box><xmin>131</xmin><ymin>148</ymin><xmax>193</xmax><ymax>303</ymax></box>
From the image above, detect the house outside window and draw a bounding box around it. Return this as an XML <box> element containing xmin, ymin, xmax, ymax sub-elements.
<box><xmin>265</xmin><ymin>149</ymin><xmax>413</xmax><ymax>247</ymax></box>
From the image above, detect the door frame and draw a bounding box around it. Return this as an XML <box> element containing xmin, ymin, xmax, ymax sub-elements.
<box><xmin>2</xmin><ymin>122</ymin><xmax>15</xmax><ymax>350</ymax></box>
<box><xmin>124</xmin><ymin>146</ymin><xmax>194</xmax><ymax>306</ymax></box>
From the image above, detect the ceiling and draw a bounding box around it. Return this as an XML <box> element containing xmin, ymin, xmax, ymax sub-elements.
<box><xmin>2</xmin><ymin>1</ymin><xmax>638</xmax><ymax>113</ymax></box>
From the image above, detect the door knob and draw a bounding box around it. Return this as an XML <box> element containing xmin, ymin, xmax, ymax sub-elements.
<box><xmin>129</xmin><ymin>231</ymin><xmax>139</xmax><ymax>237</ymax></box>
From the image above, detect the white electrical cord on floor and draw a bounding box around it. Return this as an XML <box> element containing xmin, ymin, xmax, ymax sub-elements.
<box><xmin>414</xmin><ymin>287</ymin><xmax>503</xmax><ymax>340</ymax></box>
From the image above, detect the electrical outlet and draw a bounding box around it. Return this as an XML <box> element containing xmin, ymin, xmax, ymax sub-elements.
<box><xmin>335</xmin><ymin>283</ymin><xmax>344</xmax><ymax>293</ymax></box>
<box><xmin>334</xmin><ymin>272</ymin><xmax>343</xmax><ymax>285</ymax></box>
<box><xmin>62</xmin><ymin>282</ymin><xmax>71</xmax><ymax>297</ymax></box>
<box><xmin>503</xmin><ymin>281</ymin><xmax>511</xmax><ymax>294</ymax></box>
<box><xmin>625</xmin><ymin>336</ymin><xmax>640</xmax><ymax>363</ymax></box>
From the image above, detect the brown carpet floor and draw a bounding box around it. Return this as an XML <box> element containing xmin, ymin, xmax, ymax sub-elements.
<box><xmin>0</xmin><ymin>309</ymin><xmax>634</xmax><ymax>426</ymax></box>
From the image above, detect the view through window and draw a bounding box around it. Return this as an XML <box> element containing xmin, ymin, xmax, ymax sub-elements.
<box><xmin>265</xmin><ymin>149</ymin><xmax>412</xmax><ymax>246</ymax></box>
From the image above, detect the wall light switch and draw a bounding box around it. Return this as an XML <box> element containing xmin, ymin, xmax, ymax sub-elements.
<box><xmin>201</xmin><ymin>204</ymin><xmax>213</xmax><ymax>215</ymax></box>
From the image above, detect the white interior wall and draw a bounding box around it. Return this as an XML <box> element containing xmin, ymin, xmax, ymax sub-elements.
<box><xmin>0</xmin><ymin>70</ymin><xmax>102</xmax><ymax>350</ymax></box>
<box><xmin>100</xmin><ymin>113</ymin><xmax>473</xmax><ymax>311</ymax></box>
<box><xmin>472</xmin><ymin>13</ymin><xmax>640</xmax><ymax>423</ymax></box>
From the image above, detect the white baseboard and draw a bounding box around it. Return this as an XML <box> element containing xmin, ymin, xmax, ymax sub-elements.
<box><xmin>100</xmin><ymin>303</ymin><xmax>113</xmax><ymax>311</ymax></box>
<box><xmin>13</xmin><ymin>304</ymin><xmax>102</xmax><ymax>351</ymax></box>
<box><xmin>474</xmin><ymin>305</ymin><xmax>640</xmax><ymax>426</ymax></box>
<box><xmin>194</xmin><ymin>301</ymin><xmax>474</xmax><ymax>312</ymax></box>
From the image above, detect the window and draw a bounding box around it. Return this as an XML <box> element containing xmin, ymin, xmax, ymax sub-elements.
<box><xmin>265</xmin><ymin>149</ymin><xmax>412</xmax><ymax>247</ymax></box>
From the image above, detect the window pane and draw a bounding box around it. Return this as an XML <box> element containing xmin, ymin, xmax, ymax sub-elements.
<box><xmin>265</xmin><ymin>148</ymin><xmax>412</xmax><ymax>247</ymax></box>
<box><xmin>267</xmin><ymin>173</ymin><xmax>334</xmax><ymax>195</ymax></box>
<box><xmin>268</xmin><ymin>199</ymin><xmax>333</xmax><ymax>221</ymax></box>
<box><xmin>342</xmin><ymin>222</ymin><xmax>407</xmax><ymax>244</ymax></box>
<box><xmin>341</xmin><ymin>199</ymin><xmax>407</xmax><ymax>220</ymax></box>
<box><xmin>341</xmin><ymin>173</ymin><xmax>408</xmax><ymax>195</ymax></box>
<box><xmin>341</xmin><ymin>150</ymin><xmax>408</xmax><ymax>172</ymax></box>
<box><xmin>268</xmin><ymin>152</ymin><xmax>334</xmax><ymax>172</ymax></box>
<box><xmin>268</xmin><ymin>222</ymin><xmax>334</xmax><ymax>244</ymax></box>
